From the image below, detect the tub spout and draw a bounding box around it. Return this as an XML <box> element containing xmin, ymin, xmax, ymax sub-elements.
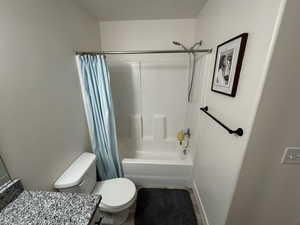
<box><xmin>183</xmin><ymin>149</ymin><xmax>188</xmax><ymax>155</ymax></box>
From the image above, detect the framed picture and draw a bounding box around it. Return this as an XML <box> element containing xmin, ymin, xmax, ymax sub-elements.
<box><xmin>211</xmin><ymin>33</ymin><xmax>248</xmax><ymax>97</ymax></box>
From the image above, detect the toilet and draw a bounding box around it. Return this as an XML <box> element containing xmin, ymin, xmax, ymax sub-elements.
<box><xmin>54</xmin><ymin>152</ymin><xmax>136</xmax><ymax>225</ymax></box>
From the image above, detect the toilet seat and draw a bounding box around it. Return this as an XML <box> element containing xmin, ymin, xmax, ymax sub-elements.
<box><xmin>93</xmin><ymin>178</ymin><xmax>136</xmax><ymax>213</ymax></box>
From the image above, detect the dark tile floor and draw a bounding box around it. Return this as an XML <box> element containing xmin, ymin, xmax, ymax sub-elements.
<box><xmin>123</xmin><ymin>187</ymin><xmax>204</xmax><ymax>225</ymax></box>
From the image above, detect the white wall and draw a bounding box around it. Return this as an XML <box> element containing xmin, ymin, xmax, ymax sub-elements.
<box><xmin>188</xmin><ymin>1</ymin><xmax>285</xmax><ymax>225</ymax></box>
<box><xmin>0</xmin><ymin>0</ymin><xmax>100</xmax><ymax>190</ymax></box>
<box><xmin>226</xmin><ymin>1</ymin><xmax>300</xmax><ymax>224</ymax></box>
<box><xmin>100</xmin><ymin>19</ymin><xmax>196</xmax><ymax>153</ymax></box>
<box><xmin>100</xmin><ymin>19</ymin><xmax>196</xmax><ymax>60</ymax></box>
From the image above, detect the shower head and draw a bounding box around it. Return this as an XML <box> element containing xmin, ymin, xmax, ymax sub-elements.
<box><xmin>172</xmin><ymin>41</ymin><xmax>188</xmax><ymax>51</ymax></box>
<box><xmin>190</xmin><ymin>41</ymin><xmax>203</xmax><ymax>50</ymax></box>
<box><xmin>172</xmin><ymin>41</ymin><xmax>203</xmax><ymax>51</ymax></box>
<box><xmin>172</xmin><ymin>41</ymin><xmax>181</xmax><ymax>46</ymax></box>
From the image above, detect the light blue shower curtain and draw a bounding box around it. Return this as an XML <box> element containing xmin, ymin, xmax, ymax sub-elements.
<box><xmin>77</xmin><ymin>54</ymin><xmax>123</xmax><ymax>180</ymax></box>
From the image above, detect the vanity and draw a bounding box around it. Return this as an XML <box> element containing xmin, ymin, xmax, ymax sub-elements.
<box><xmin>0</xmin><ymin>158</ymin><xmax>102</xmax><ymax>225</ymax></box>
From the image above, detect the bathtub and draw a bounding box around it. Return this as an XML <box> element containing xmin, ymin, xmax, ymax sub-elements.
<box><xmin>122</xmin><ymin>150</ymin><xmax>193</xmax><ymax>187</ymax></box>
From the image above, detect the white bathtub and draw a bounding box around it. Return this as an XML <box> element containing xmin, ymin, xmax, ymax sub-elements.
<box><xmin>122</xmin><ymin>151</ymin><xmax>193</xmax><ymax>187</ymax></box>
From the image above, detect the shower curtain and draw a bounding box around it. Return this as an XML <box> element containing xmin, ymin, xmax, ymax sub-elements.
<box><xmin>76</xmin><ymin>54</ymin><xmax>123</xmax><ymax>180</ymax></box>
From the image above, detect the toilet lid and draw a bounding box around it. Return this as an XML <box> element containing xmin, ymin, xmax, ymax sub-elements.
<box><xmin>93</xmin><ymin>178</ymin><xmax>136</xmax><ymax>209</ymax></box>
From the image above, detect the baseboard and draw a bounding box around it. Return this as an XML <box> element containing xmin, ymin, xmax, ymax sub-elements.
<box><xmin>192</xmin><ymin>180</ymin><xmax>210</xmax><ymax>225</ymax></box>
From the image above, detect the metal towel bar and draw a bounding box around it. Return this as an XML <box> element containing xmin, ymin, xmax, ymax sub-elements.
<box><xmin>200</xmin><ymin>106</ymin><xmax>243</xmax><ymax>136</ymax></box>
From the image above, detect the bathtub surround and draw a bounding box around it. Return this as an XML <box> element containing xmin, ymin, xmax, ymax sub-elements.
<box><xmin>105</xmin><ymin>55</ymin><xmax>195</xmax><ymax>186</ymax></box>
<box><xmin>77</xmin><ymin>55</ymin><xmax>123</xmax><ymax>179</ymax></box>
<box><xmin>0</xmin><ymin>0</ymin><xmax>100</xmax><ymax>190</ymax></box>
<box><xmin>188</xmin><ymin>1</ymin><xmax>287</xmax><ymax>225</ymax></box>
<box><xmin>108</xmin><ymin>60</ymin><xmax>190</xmax><ymax>152</ymax></box>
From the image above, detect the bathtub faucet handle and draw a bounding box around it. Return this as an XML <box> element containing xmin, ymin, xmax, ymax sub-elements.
<box><xmin>184</xmin><ymin>128</ymin><xmax>191</xmax><ymax>138</ymax></box>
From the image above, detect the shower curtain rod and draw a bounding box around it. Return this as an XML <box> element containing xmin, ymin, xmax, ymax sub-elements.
<box><xmin>75</xmin><ymin>49</ymin><xmax>213</xmax><ymax>55</ymax></box>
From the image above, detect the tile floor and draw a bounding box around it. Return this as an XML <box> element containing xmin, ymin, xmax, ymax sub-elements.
<box><xmin>123</xmin><ymin>187</ymin><xmax>204</xmax><ymax>225</ymax></box>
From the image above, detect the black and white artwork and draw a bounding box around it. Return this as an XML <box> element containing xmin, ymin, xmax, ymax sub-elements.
<box><xmin>211</xmin><ymin>33</ymin><xmax>248</xmax><ymax>97</ymax></box>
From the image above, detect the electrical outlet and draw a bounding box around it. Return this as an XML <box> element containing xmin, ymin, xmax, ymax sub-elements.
<box><xmin>281</xmin><ymin>147</ymin><xmax>300</xmax><ymax>164</ymax></box>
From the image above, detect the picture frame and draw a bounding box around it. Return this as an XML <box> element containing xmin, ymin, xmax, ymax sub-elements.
<box><xmin>211</xmin><ymin>33</ymin><xmax>248</xmax><ymax>97</ymax></box>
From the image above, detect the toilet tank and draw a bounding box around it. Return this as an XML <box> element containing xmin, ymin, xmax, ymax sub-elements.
<box><xmin>54</xmin><ymin>152</ymin><xmax>97</xmax><ymax>194</ymax></box>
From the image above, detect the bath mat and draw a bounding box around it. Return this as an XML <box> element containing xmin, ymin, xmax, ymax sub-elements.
<box><xmin>135</xmin><ymin>188</ymin><xmax>198</xmax><ymax>225</ymax></box>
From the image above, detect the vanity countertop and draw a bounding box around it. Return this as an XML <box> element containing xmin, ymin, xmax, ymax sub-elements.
<box><xmin>0</xmin><ymin>190</ymin><xmax>101</xmax><ymax>225</ymax></box>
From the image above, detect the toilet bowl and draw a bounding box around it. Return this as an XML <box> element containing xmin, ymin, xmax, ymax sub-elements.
<box><xmin>54</xmin><ymin>152</ymin><xmax>136</xmax><ymax>225</ymax></box>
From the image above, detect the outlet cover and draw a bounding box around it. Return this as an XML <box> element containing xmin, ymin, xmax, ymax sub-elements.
<box><xmin>281</xmin><ymin>147</ymin><xmax>300</xmax><ymax>164</ymax></box>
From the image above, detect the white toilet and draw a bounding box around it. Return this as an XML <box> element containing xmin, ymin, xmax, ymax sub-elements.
<box><xmin>54</xmin><ymin>152</ymin><xmax>136</xmax><ymax>225</ymax></box>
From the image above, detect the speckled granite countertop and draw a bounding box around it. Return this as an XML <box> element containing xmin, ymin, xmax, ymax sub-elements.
<box><xmin>0</xmin><ymin>190</ymin><xmax>101</xmax><ymax>225</ymax></box>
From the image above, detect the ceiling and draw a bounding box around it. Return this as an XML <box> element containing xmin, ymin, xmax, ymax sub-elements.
<box><xmin>74</xmin><ymin>0</ymin><xmax>207</xmax><ymax>21</ymax></box>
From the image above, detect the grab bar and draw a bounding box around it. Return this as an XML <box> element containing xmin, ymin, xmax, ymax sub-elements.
<box><xmin>200</xmin><ymin>106</ymin><xmax>244</xmax><ymax>136</ymax></box>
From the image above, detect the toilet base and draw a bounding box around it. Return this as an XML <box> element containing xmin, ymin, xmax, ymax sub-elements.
<box><xmin>100</xmin><ymin>208</ymin><xmax>129</xmax><ymax>225</ymax></box>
